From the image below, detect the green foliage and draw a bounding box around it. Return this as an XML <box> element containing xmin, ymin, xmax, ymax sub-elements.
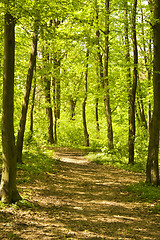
<box><xmin>126</xmin><ymin>181</ymin><xmax>160</xmax><ymax>203</ymax></box>
<box><xmin>57</xmin><ymin>117</ymin><xmax>84</xmax><ymax>147</ymax></box>
<box><xmin>88</xmin><ymin>145</ymin><xmax>146</xmax><ymax>173</ymax></box>
<box><xmin>14</xmin><ymin>199</ymin><xmax>35</xmax><ymax>209</ymax></box>
<box><xmin>17</xmin><ymin>147</ymin><xmax>58</xmax><ymax>184</ymax></box>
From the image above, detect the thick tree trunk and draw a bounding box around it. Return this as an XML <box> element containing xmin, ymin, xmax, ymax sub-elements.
<box><xmin>0</xmin><ymin>11</ymin><xmax>21</xmax><ymax>203</ymax></box>
<box><xmin>16</xmin><ymin>22</ymin><xmax>38</xmax><ymax>163</ymax></box>
<box><xmin>104</xmin><ymin>0</ymin><xmax>113</xmax><ymax>149</ymax></box>
<box><xmin>146</xmin><ymin>0</ymin><xmax>160</xmax><ymax>186</ymax></box>
<box><xmin>82</xmin><ymin>49</ymin><xmax>89</xmax><ymax>147</ymax></box>
<box><xmin>128</xmin><ymin>0</ymin><xmax>138</xmax><ymax>164</ymax></box>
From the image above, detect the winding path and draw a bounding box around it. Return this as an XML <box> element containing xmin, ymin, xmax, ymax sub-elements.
<box><xmin>0</xmin><ymin>149</ymin><xmax>160</xmax><ymax>239</ymax></box>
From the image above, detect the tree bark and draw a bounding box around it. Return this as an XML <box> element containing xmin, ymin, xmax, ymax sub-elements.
<box><xmin>44</xmin><ymin>74</ymin><xmax>54</xmax><ymax>144</ymax></box>
<box><xmin>140</xmin><ymin>2</ymin><xmax>151</xmax><ymax>132</ymax></box>
<box><xmin>95</xmin><ymin>97</ymin><xmax>100</xmax><ymax>139</ymax></box>
<box><xmin>43</xmin><ymin>51</ymin><xmax>54</xmax><ymax>144</ymax></box>
<box><xmin>69</xmin><ymin>98</ymin><xmax>77</xmax><ymax>120</ymax></box>
<box><xmin>146</xmin><ymin>0</ymin><xmax>160</xmax><ymax>186</ymax></box>
<box><xmin>54</xmin><ymin>57</ymin><xmax>61</xmax><ymax>119</ymax></box>
<box><xmin>103</xmin><ymin>0</ymin><xmax>113</xmax><ymax>149</ymax></box>
<box><xmin>30</xmin><ymin>70</ymin><xmax>36</xmax><ymax>136</ymax></box>
<box><xmin>53</xmin><ymin>56</ymin><xmax>61</xmax><ymax>143</ymax></box>
<box><xmin>128</xmin><ymin>0</ymin><xmax>138</xmax><ymax>164</ymax></box>
<box><xmin>82</xmin><ymin>49</ymin><xmax>89</xmax><ymax>147</ymax></box>
<box><xmin>0</xmin><ymin>10</ymin><xmax>21</xmax><ymax>203</ymax></box>
<box><xmin>136</xmin><ymin>84</ymin><xmax>147</xmax><ymax>130</ymax></box>
<box><xmin>16</xmin><ymin>22</ymin><xmax>38</xmax><ymax>163</ymax></box>
<box><xmin>95</xmin><ymin>0</ymin><xmax>101</xmax><ymax>139</ymax></box>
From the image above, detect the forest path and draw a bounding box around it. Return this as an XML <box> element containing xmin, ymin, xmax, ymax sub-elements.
<box><xmin>1</xmin><ymin>148</ymin><xmax>160</xmax><ymax>239</ymax></box>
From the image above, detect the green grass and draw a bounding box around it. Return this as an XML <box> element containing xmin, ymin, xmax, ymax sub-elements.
<box><xmin>17</xmin><ymin>146</ymin><xmax>58</xmax><ymax>184</ymax></box>
<box><xmin>126</xmin><ymin>181</ymin><xmax>160</xmax><ymax>202</ymax></box>
<box><xmin>126</xmin><ymin>181</ymin><xmax>160</xmax><ymax>214</ymax></box>
<box><xmin>88</xmin><ymin>147</ymin><xmax>146</xmax><ymax>173</ymax></box>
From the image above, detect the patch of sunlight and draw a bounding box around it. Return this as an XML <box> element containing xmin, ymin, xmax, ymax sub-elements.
<box><xmin>60</xmin><ymin>157</ymin><xmax>90</xmax><ymax>164</ymax></box>
<box><xmin>90</xmin><ymin>200</ymin><xmax>136</xmax><ymax>209</ymax></box>
<box><xmin>114</xmin><ymin>215</ymin><xmax>142</xmax><ymax>222</ymax></box>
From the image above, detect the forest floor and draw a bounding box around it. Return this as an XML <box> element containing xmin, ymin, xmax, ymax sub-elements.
<box><xmin>0</xmin><ymin>148</ymin><xmax>160</xmax><ymax>240</ymax></box>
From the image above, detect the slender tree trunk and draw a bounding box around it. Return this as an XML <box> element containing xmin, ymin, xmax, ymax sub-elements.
<box><xmin>147</xmin><ymin>40</ymin><xmax>152</xmax><ymax>134</ymax></box>
<box><xmin>43</xmin><ymin>51</ymin><xmax>54</xmax><ymax>144</ymax></box>
<box><xmin>95</xmin><ymin>97</ymin><xmax>100</xmax><ymax>139</ymax></box>
<box><xmin>30</xmin><ymin>70</ymin><xmax>36</xmax><ymax>136</ymax></box>
<box><xmin>69</xmin><ymin>98</ymin><xmax>77</xmax><ymax>120</ymax></box>
<box><xmin>128</xmin><ymin>0</ymin><xmax>138</xmax><ymax>164</ymax></box>
<box><xmin>0</xmin><ymin>10</ymin><xmax>21</xmax><ymax>203</ymax></box>
<box><xmin>54</xmin><ymin>57</ymin><xmax>61</xmax><ymax>119</ymax></box>
<box><xmin>103</xmin><ymin>0</ymin><xmax>113</xmax><ymax>149</ymax></box>
<box><xmin>136</xmin><ymin>88</ymin><xmax>147</xmax><ymax>129</ymax></box>
<box><xmin>82</xmin><ymin>49</ymin><xmax>89</xmax><ymax>147</ymax></box>
<box><xmin>44</xmin><ymin>75</ymin><xmax>54</xmax><ymax>144</ymax></box>
<box><xmin>124</xmin><ymin>0</ymin><xmax>132</xmax><ymax>160</ymax></box>
<box><xmin>146</xmin><ymin>0</ymin><xmax>160</xmax><ymax>186</ymax></box>
<box><xmin>140</xmin><ymin>2</ymin><xmax>152</xmax><ymax>132</ymax></box>
<box><xmin>53</xmin><ymin>56</ymin><xmax>61</xmax><ymax>143</ymax></box>
<box><xmin>95</xmin><ymin>0</ymin><xmax>101</xmax><ymax>139</ymax></box>
<box><xmin>16</xmin><ymin>22</ymin><xmax>38</xmax><ymax>163</ymax></box>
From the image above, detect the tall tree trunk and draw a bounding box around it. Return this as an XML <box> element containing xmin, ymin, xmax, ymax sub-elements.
<box><xmin>0</xmin><ymin>10</ymin><xmax>21</xmax><ymax>203</ymax></box>
<box><xmin>140</xmin><ymin>2</ymin><xmax>152</xmax><ymax>133</ymax></box>
<box><xmin>69</xmin><ymin>97</ymin><xmax>77</xmax><ymax>120</ymax></box>
<box><xmin>147</xmin><ymin>40</ymin><xmax>152</xmax><ymax>134</ymax></box>
<box><xmin>44</xmin><ymin>74</ymin><xmax>54</xmax><ymax>144</ymax></box>
<box><xmin>124</xmin><ymin>0</ymin><xmax>132</xmax><ymax>159</ymax></box>
<box><xmin>95</xmin><ymin>97</ymin><xmax>100</xmax><ymax>139</ymax></box>
<box><xmin>16</xmin><ymin>22</ymin><xmax>38</xmax><ymax>163</ymax></box>
<box><xmin>43</xmin><ymin>51</ymin><xmax>54</xmax><ymax>144</ymax></box>
<box><xmin>128</xmin><ymin>0</ymin><xmax>138</xmax><ymax>164</ymax></box>
<box><xmin>136</xmin><ymin>87</ymin><xmax>147</xmax><ymax>129</ymax></box>
<box><xmin>82</xmin><ymin>49</ymin><xmax>89</xmax><ymax>147</ymax></box>
<box><xmin>30</xmin><ymin>69</ymin><xmax>36</xmax><ymax>137</ymax></box>
<box><xmin>141</xmin><ymin>4</ymin><xmax>152</xmax><ymax>133</ymax></box>
<box><xmin>95</xmin><ymin>0</ymin><xmax>101</xmax><ymax>139</ymax></box>
<box><xmin>103</xmin><ymin>0</ymin><xmax>113</xmax><ymax>149</ymax></box>
<box><xmin>146</xmin><ymin>0</ymin><xmax>160</xmax><ymax>186</ymax></box>
<box><xmin>54</xmin><ymin>57</ymin><xmax>61</xmax><ymax>119</ymax></box>
<box><xmin>53</xmin><ymin>57</ymin><xmax>61</xmax><ymax>143</ymax></box>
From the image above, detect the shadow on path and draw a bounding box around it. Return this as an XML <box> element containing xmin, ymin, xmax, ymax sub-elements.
<box><xmin>0</xmin><ymin>149</ymin><xmax>159</xmax><ymax>239</ymax></box>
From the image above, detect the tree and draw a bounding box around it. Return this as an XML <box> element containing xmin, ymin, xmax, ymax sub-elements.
<box><xmin>0</xmin><ymin>3</ymin><xmax>21</xmax><ymax>203</ymax></box>
<box><xmin>146</xmin><ymin>0</ymin><xmax>160</xmax><ymax>186</ymax></box>
<box><xmin>128</xmin><ymin>0</ymin><xmax>138</xmax><ymax>164</ymax></box>
<box><xmin>42</xmin><ymin>48</ymin><xmax>54</xmax><ymax>144</ymax></box>
<box><xmin>29</xmin><ymin>67</ymin><xmax>37</xmax><ymax>138</ymax></box>
<box><xmin>16</xmin><ymin>20</ymin><xmax>38</xmax><ymax>163</ymax></box>
<box><xmin>103</xmin><ymin>0</ymin><xmax>113</xmax><ymax>149</ymax></box>
<box><xmin>82</xmin><ymin>49</ymin><xmax>89</xmax><ymax>147</ymax></box>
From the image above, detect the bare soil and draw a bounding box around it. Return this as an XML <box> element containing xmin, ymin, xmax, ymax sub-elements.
<box><xmin>0</xmin><ymin>148</ymin><xmax>160</xmax><ymax>239</ymax></box>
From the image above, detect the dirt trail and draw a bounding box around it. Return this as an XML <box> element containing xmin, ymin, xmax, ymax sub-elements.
<box><xmin>0</xmin><ymin>149</ymin><xmax>160</xmax><ymax>239</ymax></box>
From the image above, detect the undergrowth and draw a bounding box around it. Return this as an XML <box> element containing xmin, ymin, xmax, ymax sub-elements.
<box><xmin>17</xmin><ymin>146</ymin><xmax>58</xmax><ymax>185</ymax></box>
